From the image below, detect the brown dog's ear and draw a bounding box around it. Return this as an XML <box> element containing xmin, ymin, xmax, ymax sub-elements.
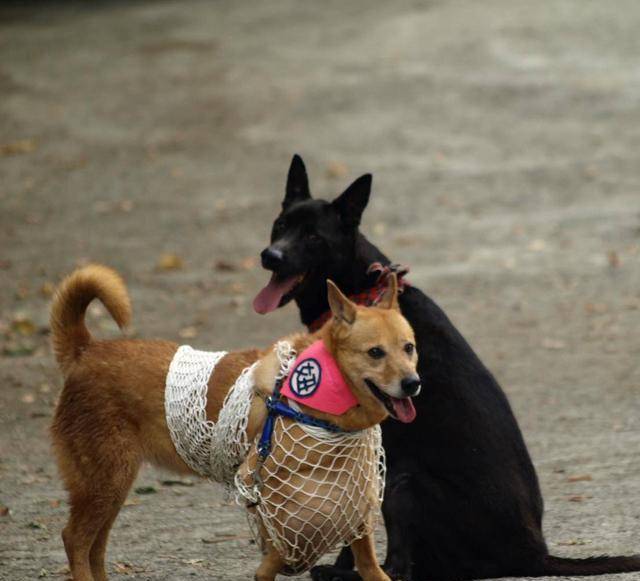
<box><xmin>327</xmin><ymin>280</ymin><xmax>357</xmax><ymax>325</ymax></box>
<box><xmin>377</xmin><ymin>273</ymin><xmax>399</xmax><ymax>310</ymax></box>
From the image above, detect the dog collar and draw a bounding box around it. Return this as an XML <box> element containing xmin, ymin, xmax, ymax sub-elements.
<box><xmin>307</xmin><ymin>262</ymin><xmax>411</xmax><ymax>332</ymax></box>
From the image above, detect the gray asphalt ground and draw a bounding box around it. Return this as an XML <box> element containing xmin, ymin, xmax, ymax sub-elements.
<box><xmin>1</xmin><ymin>1</ymin><xmax>639</xmax><ymax>580</ymax></box>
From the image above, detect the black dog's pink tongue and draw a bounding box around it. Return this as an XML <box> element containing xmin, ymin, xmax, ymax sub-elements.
<box><xmin>391</xmin><ymin>397</ymin><xmax>417</xmax><ymax>423</ymax></box>
<box><xmin>253</xmin><ymin>274</ymin><xmax>299</xmax><ymax>314</ymax></box>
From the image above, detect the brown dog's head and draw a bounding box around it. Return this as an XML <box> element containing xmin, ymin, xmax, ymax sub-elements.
<box><xmin>325</xmin><ymin>274</ymin><xmax>419</xmax><ymax>423</ymax></box>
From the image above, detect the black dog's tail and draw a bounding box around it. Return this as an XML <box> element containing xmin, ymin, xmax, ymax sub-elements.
<box><xmin>538</xmin><ymin>554</ymin><xmax>640</xmax><ymax>576</ymax></box>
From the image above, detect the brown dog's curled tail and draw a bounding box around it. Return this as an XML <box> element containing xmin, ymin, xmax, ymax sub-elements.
<box><xmin>50</xmin><ymin>264</ymin><xmax>131</xmax><ymax>376</ymax></box>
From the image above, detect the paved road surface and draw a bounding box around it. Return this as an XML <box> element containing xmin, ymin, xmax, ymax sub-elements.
<box><xmin>1</xmin><ymin>1</ymin><xmax>639</xmax><ymax>579</ymax></box>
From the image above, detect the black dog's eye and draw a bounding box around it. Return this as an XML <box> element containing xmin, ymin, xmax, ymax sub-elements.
<box><xmin>272</xmin><ymin>220</ymin><xmax>285</xmax><ymax>237</ymax></box>
<box><xmin>404</xmin><ymin>343</ymin><xmax>415</xmax><ymax>355</ymax></box>
<box><xmin>367</xmin><ymin>346</ymin><xmax>386</xmax><ymax>360</ymax></box>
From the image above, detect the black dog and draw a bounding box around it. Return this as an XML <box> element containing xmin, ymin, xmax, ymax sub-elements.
<box><xmin>253</xmin><ymin>155</ymin><xmax>640</xmax><ymax>581</ymax></box>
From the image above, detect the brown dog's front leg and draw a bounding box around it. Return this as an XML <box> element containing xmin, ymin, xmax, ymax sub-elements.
<box><xmin>351</xmin><ymin>534</ymin><xmax>390</xmax><ymax>581</ymax></box>
<box><xmin>255</xmin><ymin>544</ymin><xmax>285</xmax><ymax>581</ymax></box>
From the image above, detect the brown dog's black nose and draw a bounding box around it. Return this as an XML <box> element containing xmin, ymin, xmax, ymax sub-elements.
<box><xmin>401</xmin><ymin>376</ymin><xmax>421</xmax><ymax>396</ymax></box>
<box><xmin>261</xmin><ymin>247</ymin><xmax>285</xmax><ymax>270</ymax></box>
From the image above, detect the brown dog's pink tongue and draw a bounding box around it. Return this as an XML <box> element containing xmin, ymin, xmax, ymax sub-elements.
<box><xmin>253</xmin><ymin>274</ymin><xmax>299</xmax><ymax>314</ymax></box>
<box><xmin>391</xmin><ymin>397</ymin><xmax>417</xmax><ymax>423</ymax></box>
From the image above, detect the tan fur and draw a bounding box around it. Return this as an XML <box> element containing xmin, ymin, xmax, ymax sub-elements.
<box><xmin>239</xmin><ymin>277</ymin><xmax>415</xmax><ymax>581</ymax></box>
<box><xmin>50</xmin><ymin>264</ymin><xmax>131</xmax><ymax>375</ymax></box>
<box><xmin>50</xmin><ymin>266</ymin><xmax>415</xmax><ymax>581</ymax></box>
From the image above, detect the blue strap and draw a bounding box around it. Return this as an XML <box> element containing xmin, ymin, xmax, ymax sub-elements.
<box><xmin>257</xmin><ymin>396</ymin><xmax>344</xmax><ymax>460</ymax></box>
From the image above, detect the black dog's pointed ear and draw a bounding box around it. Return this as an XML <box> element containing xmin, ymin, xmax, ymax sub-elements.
<box><xmin>283</xmin><ymin>154</ymin><xmax>311</xmax><ymax>209</ymax></box>
<box><xmin>331</xmin><ymin>174</ymin><xmax>372</xmax><ymax>228</ymax></box>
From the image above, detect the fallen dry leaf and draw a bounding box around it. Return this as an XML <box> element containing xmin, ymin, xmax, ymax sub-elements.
<box><xmin>541</xmin><ymin>338</ymin><xmax>566</xmax><ymax>350</ymax></box>
<box><xmin>182</xmin><ymin>558</ymin><xmax>205</xmax><ymax>566</ymax></box>
<box><xmin>21</xmin><ymin>393</ymin><xmax>35</xmax><ymax>404</ymax></box>
<box><xmin>436</xmin><ymin>195</ymin><xmax>463</xmax><ymax>209</ymax></box>
<box><xmin>214</xmin><ymin>256</ymin><xmax>256</xmax><ymax>272</ymax></box>
<box><xmin>567</xmin><ymin>474</ymin><xmax>592</xmax><ymax>483</ymax></box>
<box><xmin>11</xmin><ymin>314</ymin><xmax>37</xmax><ymax>336</ymax></box>
<box><xmin>118</xmin><ymin>200</ymin><xmax>134</xmax><ymax>213</ymax></box>
<box><xmin>607</xmin><ymin>250</ymin><xmax>620</xmax><ymax>268</ymax></box>
<box><xmin>114</xmin><ymin>562</ymin><xmax>135</xmax><ymax>574</ymax></box>
<box><xmin>214</xmin><ymin>259</ymin><xmax>239</xmax><ymax>272</ymax></box>
<box><xmin>30</xmin><ymin>411</ymin><xmax>50</xmax><ymax>419</ymax></box>
<box><xmin>15</xmin><ymin>285</ymin><xmax>29</xmax><ymax>300</ymax></box>
<box><xmin>156</xmin><ymin>253</ymin><xmax>184</xmax><ymax>271</ymax></box>
<box><xmin>584</xmin><ymin>302</ymin><xmax>608</xmax><ymax>315</ymax></box>
<box><xmin>123</xmin><ymin>498</ymin><xmax>141</xmax><ymax>507</ymax></box>
<box><xmin>49</xmin><ymin>499</ymin><xmax>61</xmax><ymax>509</ymax></box>
<box><xmin>27</xmin><ymin>521</ymin><xmax>46</xmax><ymax>530</ymax></box>
<box><xmin>161</xmin><ymin>479</ymin><xmax>194</xmax><ymax>487</ymax></box>
<box><xmin>326</xmin><ymin>161</ymin><xmax>349</xmax><ymax>179</ymax></box>
<box><xmin>373</xmin><ymin>222</ymin><xmax>387</xmax><ymax>236</ymax></box>
<box><xmin>528</xmin><ymin>239</ymin><xmax>547</xmax><ymax>252</ymax></box>
<box><xmin>40</xmin><ymin>282</ymin><xmax>55</xmax><ymax>298</ymax></box>
<box><xmin>0</xmin><ymin>139</ymin><xmax>37</xmax><ymax>156</ymax></box>
<box><xmin>557</xmin><ymin>538</ymin><xmax>591</xmax><ymax>546</ymax></box>
<box><xmin>624</xmin><ymin>297</ymin><xmax>640</xmax><ymax>310</ymax></box>
<box><xmin>239</xmin><ymin>256</ymin><xmax>257</xmax><ymax>270</ymax></box>
<box><xmin>567</xmin><ymin>495</ymin><xmax>591</xmax><ymax>502</ymax></box>
<box><xmin>3</xmin><ymin>340</ymin><xmax>36</xmax><ymax>357</ymax></box>
<box><xmin>229</xmin><ymin>297</ymin><xmax>244</xmax><ymax>308</ymax></box>
<box><xmin>201</xmin><ymin>533</ymin><xmax>249</xmax><ymax>544</ymax></box>
<box><xmin>0</xmin><ymin>505</ymin><xmax>9</xmax><ymax>517</ymax></box>
<box><xmin>178</xmin><ymin>326</ymin><xmax>198</xmax><ymax>339</ymax></box>
<box><xmin>25</xmin><ymin>213</ymin><xmax>42</xmax><ymax>225</ymax></box>
<box><xmin>134</xmin><ymin>486</ymin><xmax>157</xmax><ymax>495</ymax></box>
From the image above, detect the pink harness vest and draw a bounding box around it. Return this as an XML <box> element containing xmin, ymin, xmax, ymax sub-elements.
<box><xmin>281</xmin><ymin>340</ymin><xmax>358</xmax><ymax>415</ymax></box>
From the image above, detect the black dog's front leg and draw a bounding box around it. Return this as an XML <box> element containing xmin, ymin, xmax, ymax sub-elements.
<box><xmin>381</xmin><ymin>472</ymin><xmax>415</xmax><ymax>581</ymax></box>
<box><xmin>310</xmin><ymin>565</ymin><xmax>361</xmax><ymax>581</ymax></box>
<box><xmin>310</xmin><ymin>547</ymin><xmax>359</xmax><ymax>581</ymax></box>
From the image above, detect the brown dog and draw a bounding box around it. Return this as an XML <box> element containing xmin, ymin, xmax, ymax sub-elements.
<box><xmin>50</xmin><ymin>265</ymin><xmax>418</xmax><ymax>581</ymax></box>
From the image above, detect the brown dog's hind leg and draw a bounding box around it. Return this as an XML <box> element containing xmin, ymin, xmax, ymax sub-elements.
<box><xmin>61</xmin><ymin>453</ymin><xmax>140</xmax><ymax>581</ymax></box>
<box><xmin>88</xmin><ymin>457</ymin><xmax>140</xmax><ymax>581</ymax></box>
<box><xmin>53</xmin><ymin>403</ymin><xmax>142</xmax><ymax>581</ymax></box>
<box><xmin>62</xmin><ymin>503</ymin><xmax>95</xmax><ymax>581</ymax></box>
<box><xmin>61</xmin><ymin>451</ymin><xmax>140</xmax><ymax>581</ymax></box>
<box><xmin>351</xmin><ymin>534</ymin><xmax>390</xmax><ymax>581</ymax></box>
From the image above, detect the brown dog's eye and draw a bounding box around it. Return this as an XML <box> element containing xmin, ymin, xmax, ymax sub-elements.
<box><xmin>367</xmin><ymin>346</ymin><xmax>386</xmax><ymax>359</ymax></box>
<box><xmin>404</xmin><ymin>343</ymin><xmax>415</xmax><ymax>355</ymax></box>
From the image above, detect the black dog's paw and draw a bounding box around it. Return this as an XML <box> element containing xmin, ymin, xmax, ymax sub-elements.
<box><xmin>383</xmin><ymin>564</ymin><xmax>413</xmax><ymax>581</ymax></box>
<box><xmin>310</xmin><ymin>565</ymin><xmax>362</xmax><ymax>581</ymax></box>
<box><xmin>384</xmin><ymin>570</ymin><xmax>412</xmax><ymax>581</ymax></box>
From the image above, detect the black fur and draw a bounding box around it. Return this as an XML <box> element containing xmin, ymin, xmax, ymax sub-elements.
<box><xmin>257</xmin><ymin>155</ymin><xmax>640</xmax><ymax>580</ymax></box>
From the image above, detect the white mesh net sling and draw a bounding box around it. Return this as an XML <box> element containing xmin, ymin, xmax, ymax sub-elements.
<box><xmin>165</xmin><ymin>342</ymin><xmax>386</xmax><ymax>575</ymax></box>
<box><xmin>165</xmin><ymin>346</ymin><xmax>257</xmax><ymax>485</ymax></box>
